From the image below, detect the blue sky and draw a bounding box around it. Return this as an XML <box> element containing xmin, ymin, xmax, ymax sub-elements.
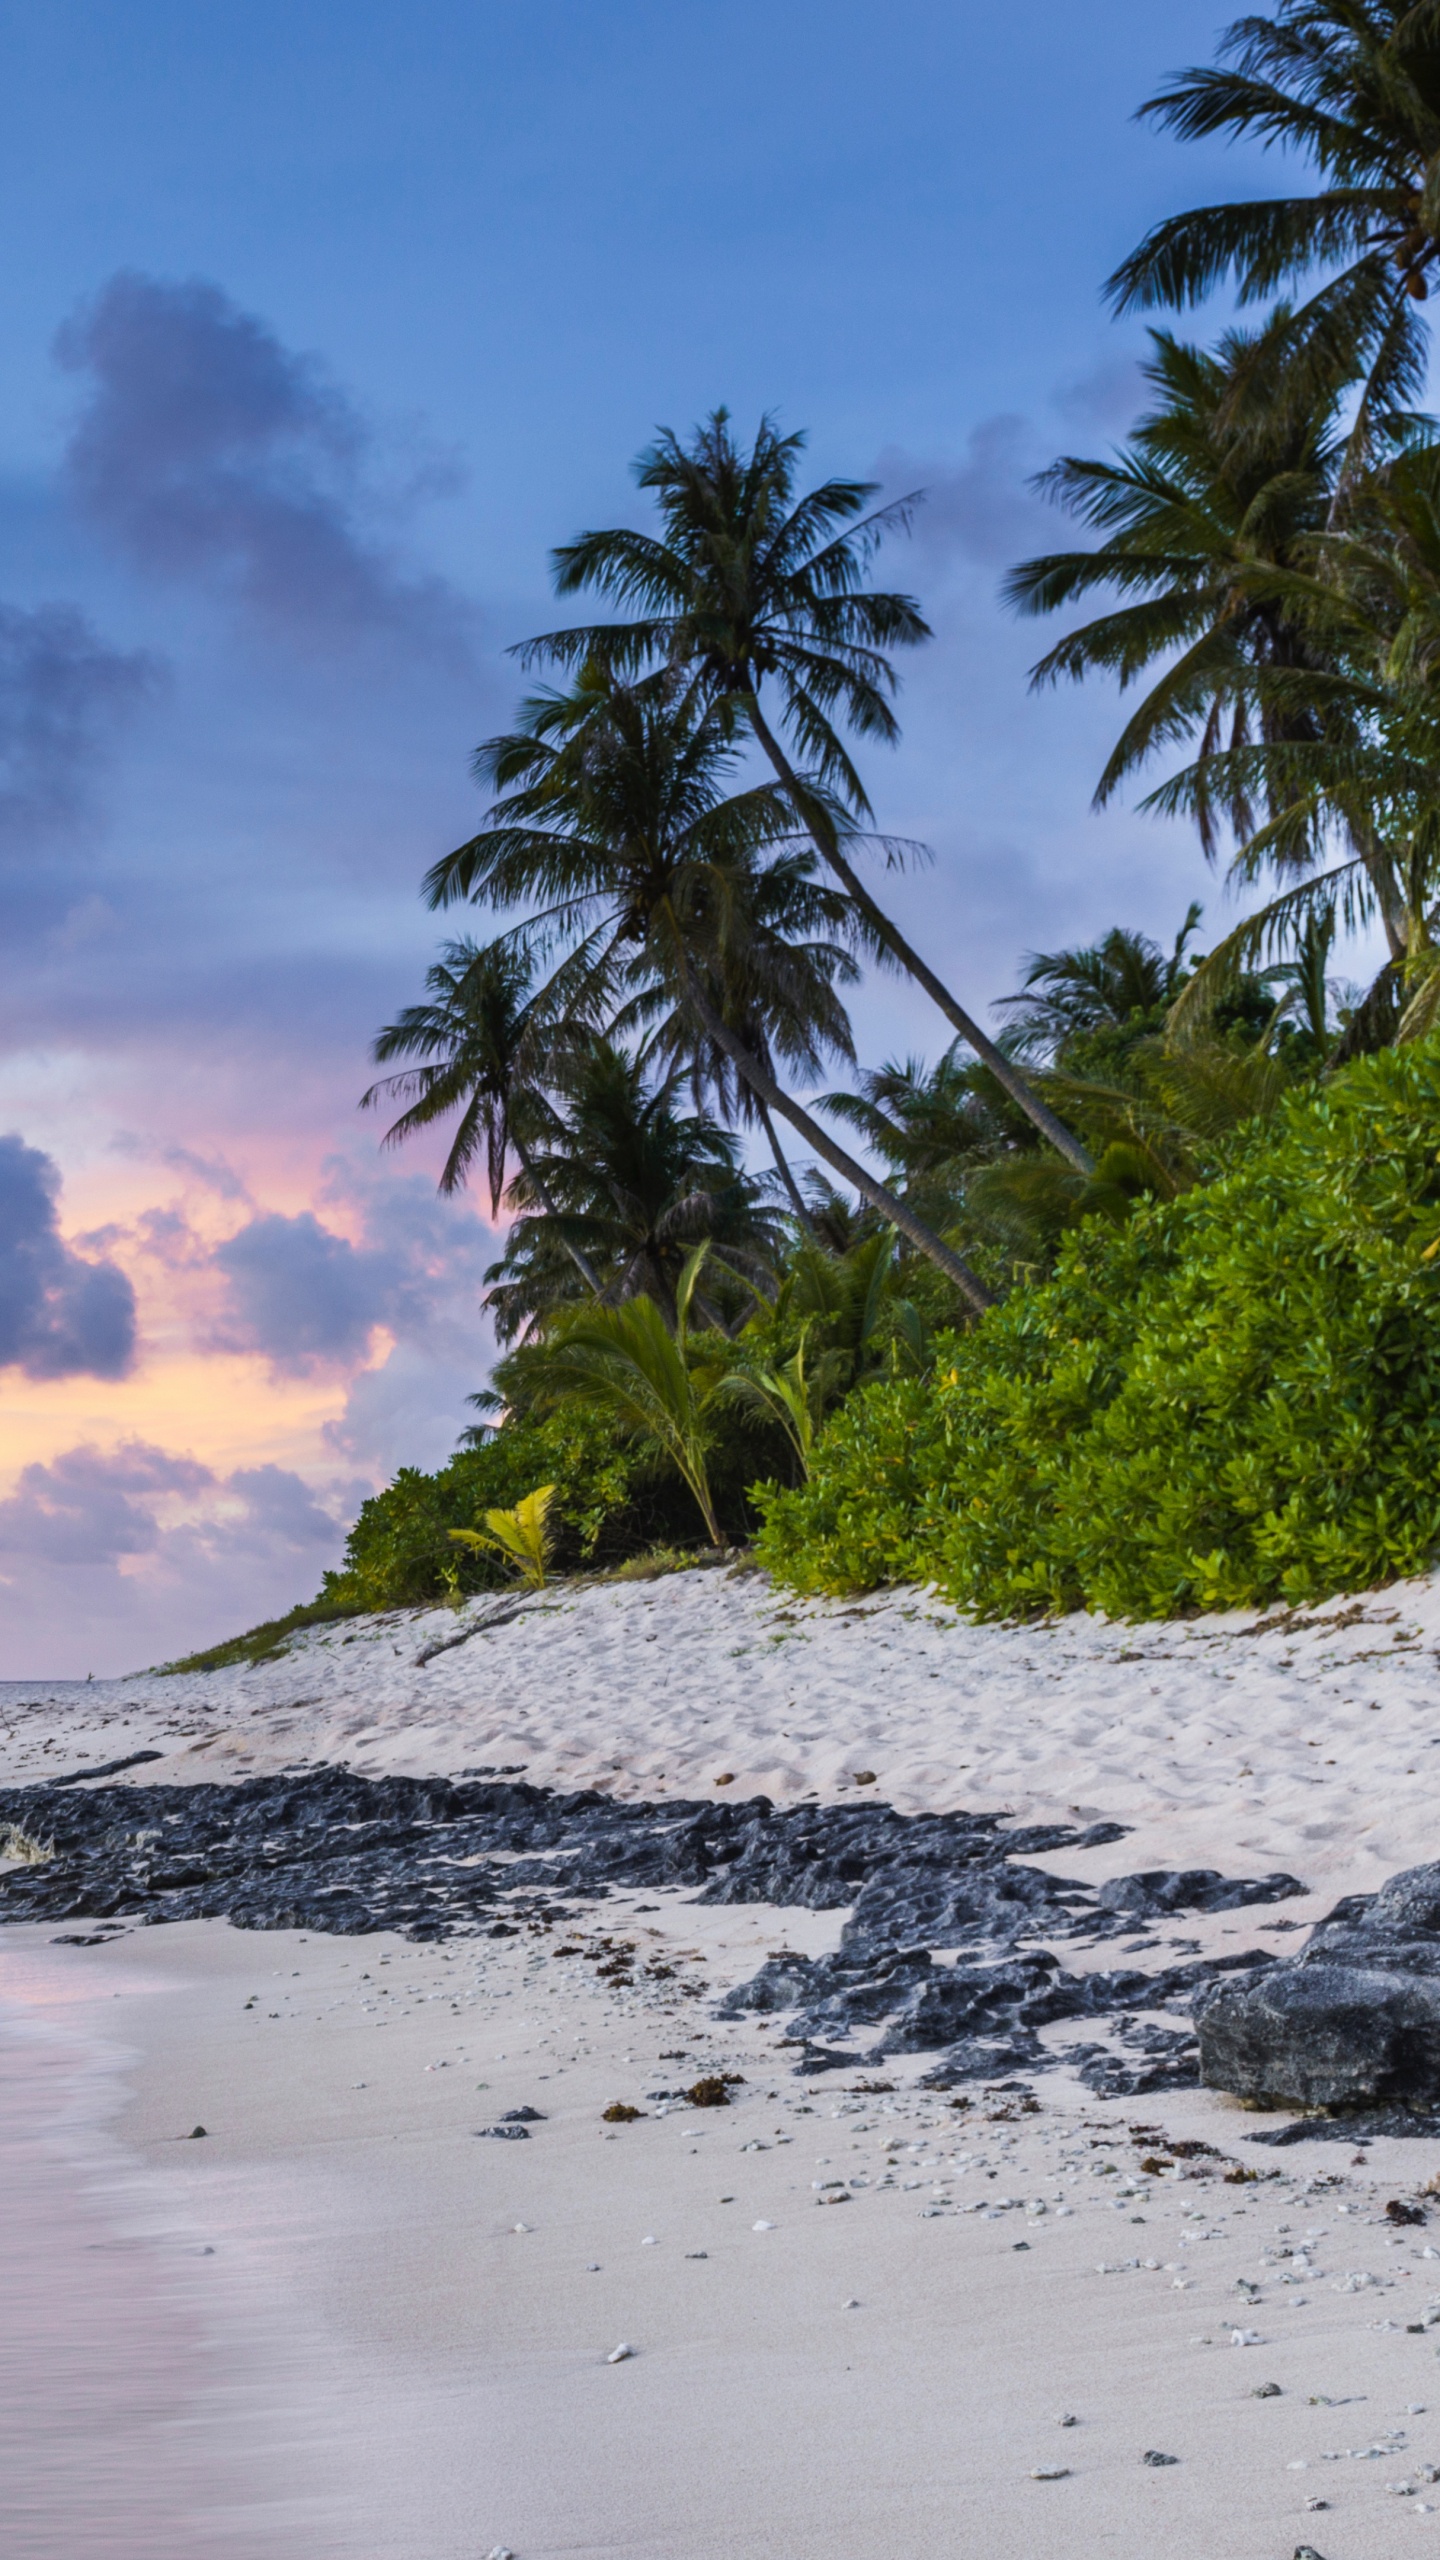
<box><xmin>0</xmin><ymin>1</ymin><xmax>1291</xmax><ymax>1672</ymax></box>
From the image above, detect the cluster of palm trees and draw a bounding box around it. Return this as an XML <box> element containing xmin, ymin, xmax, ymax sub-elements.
<box><xmin>363</xmin><ymin>0</ymin><xmax>1440</xmax><ymax>1528</ymax></box>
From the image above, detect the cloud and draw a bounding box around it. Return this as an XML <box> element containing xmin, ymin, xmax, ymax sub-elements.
<box><xmin>0</xmin><ymin>1133</ymin><xmax>137</xmax><ymax>1379</ymax></box>
<box><xmin>227</xmin><ymin>1461</ymin><xmax>340</xmax><ymax>1548</ymax></box>
<box><xmin>0</xmin><ymin>1440</ymin><xmax>212</xmax><ymax>1565</ymax></box>
<box><xmin>211</xmin><ymin>1207</ymin><xmax>397</xmax><ymax>1373</ymax></box>
<box><xmin>56</xmin><ymin>272</ymin><xmax>470</xmax><ymax>648</ymax></box>
<box><xmin>0</xmin><ymin>1435</ymin><xmax>355</xmax><ymax>1675</ymax></box>
<box><xmin>0</xmin><ymin>602</ymin><xmax>157</xmax><ymax>933</ymax></box>
<box><xmin>879</xmin><ymin>418</ymin><xmax>1054</xmax><ymax>576</ymax></box>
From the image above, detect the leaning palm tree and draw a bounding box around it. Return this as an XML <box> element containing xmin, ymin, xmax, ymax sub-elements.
<box><xmin>1106</xmin><ymin>1</ymin><xmax>1440</xmax><ymax>477</ymax></box>
<box><xmin>426</xmin><ymin>667</ymin><xmax>995</xmax><ymax>1309</ymax></box>
<box><xmin>517</xmin><ymin>410</ymin><xmax>1094</xmax><ymax>1172</ymax></box>
<box><xmin>1007</xmin><ymin>318</ymin><xmax>1348</xmax><ymax>853</ymax></box>
<box><xmin>361</xmin><ymin>935</ymin><xmax>602</xmax><ymax>1291</ymax></box>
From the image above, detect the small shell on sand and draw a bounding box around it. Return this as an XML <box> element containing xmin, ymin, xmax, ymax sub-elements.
<box><xmin>607</xmin><ymin>2342</ymin><xmax>636</xmax><ymax>2363</ymax></box>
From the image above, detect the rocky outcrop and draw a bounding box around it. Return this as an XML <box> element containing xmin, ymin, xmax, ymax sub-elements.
<box><xmin>1197</xmin><ymin>1860</ymin><xmax>1440</xmax><ymax>2110</ymax></box>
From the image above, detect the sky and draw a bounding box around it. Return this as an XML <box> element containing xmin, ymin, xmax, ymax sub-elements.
<box><xmin>0</xmin><ymin>1</ymin><xmax>1298</xmax><ymax>1674</ymax></box>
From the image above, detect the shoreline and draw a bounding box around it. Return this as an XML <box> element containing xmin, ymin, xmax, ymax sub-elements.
<box><xmin>7</xmin><ymin>1565</ymin><xmax>1440</xmax><ymax>2553</ymax></box>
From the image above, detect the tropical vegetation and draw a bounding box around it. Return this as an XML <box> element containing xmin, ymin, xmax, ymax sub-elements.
<box><xmin>269</xmin><ymin>0</ymin><xmax>1440</xmax><ymax>1638</ymax></box>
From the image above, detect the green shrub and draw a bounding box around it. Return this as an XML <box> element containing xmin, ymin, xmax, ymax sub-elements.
<box><xmin>319</xmin><ymin>1394</ymin><xmax>784</xmax><ymax>1612</ymax></box>
<box><xmin>754</xmin><ymin>1040</ymin><xmax>1440</xmax><ymax>1619</ymax></box>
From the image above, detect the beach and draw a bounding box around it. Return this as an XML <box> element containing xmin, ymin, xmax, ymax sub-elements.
<box><xmin>6</xmin><ymin>1565</ymin><xmax>1440</xmax><ymax>2556</ymax></box>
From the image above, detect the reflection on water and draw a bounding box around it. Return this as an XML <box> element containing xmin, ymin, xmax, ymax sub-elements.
<box><xmin>0</xmin><ymin>1972</ymin><xmax>349</xmax><ymax>2560</ymax></box>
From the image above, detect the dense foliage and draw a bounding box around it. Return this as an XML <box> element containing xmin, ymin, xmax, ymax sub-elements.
<box><xmin>754</xmin><ymin>1042</ymin><xmax>1440</xmax><ymax>1617</ymax></box>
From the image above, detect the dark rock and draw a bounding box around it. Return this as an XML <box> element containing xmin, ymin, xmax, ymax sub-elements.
<box><xmin>500</xmin><ymin>2106</ymin><xmax>545</xmax><ymax>2122</ymax></box>
<box><xmin>1198</xmin><ymin>1860</ymin><xmax>1440</xmax><ymax>2111</ymax></box>
<box><xmin>0</xmin><ymin>1766</ymin><xmax>1295</xmax><ymax>2087</ymax></box>
<box><xmin>918</xmin><ymin>2036</ymin><xmax>1044</xmax><ymax>2086</ymax></box>
<box><xmin>51</xmin><ymin>1750</ymin><xmax>166</xmax><ymax>1787</ymax></box>
<box><xmin>1098</xmin><ymin>1867</ymin><xmax>1304</xmax><ymax>1919</ymax></box>
<box><xmin>475</xmin><ymin>2124</ymin><xmax>530</xmax><ymax>2139</ymax></box>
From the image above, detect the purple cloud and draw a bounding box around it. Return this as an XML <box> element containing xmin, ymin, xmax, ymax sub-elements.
<box><xmin>876</xmin><ymin>419</ymin><xmax>1053</xmax><ymax>575</ymax></box>
<box><xmin>0</xmin><ymin>602</ymin><xmax>157</xmax><ymax>939</ymax></box>
<box><xmin>211</xmin><ymin>1208</ymin><xmax>397</xmax><ymax>1373</ymax></box>
<box><xmin>0</xmin><ymin>1440</ymin><xmax>211</xmax><ymax>1565</ymax></box>
<box><xmin>56</xmin><ymin>272</ymin><xmax>469</xmax><ymax>647</ymax></box>
<box><xmin>0</xmin><ymin>1134</ymin><xmax>137</xmax><ymax>1379</ymax></box>
<box><xmin>0</xmin><ymin>1441</ymin><xmax>341</xmax><ymax>1573</ymax></box>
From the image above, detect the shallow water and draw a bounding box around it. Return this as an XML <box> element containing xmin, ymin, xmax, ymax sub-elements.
<box><xmin>0</xmin><ymin>1952</ymin><xmax>349</xmax><ymax>2560</ymax></box>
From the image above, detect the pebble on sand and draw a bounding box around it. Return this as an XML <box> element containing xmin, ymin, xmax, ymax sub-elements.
<box><xmin>752</xmin><ymin>2219</ymin><xmax>776</xmax><ymax>2231</ymax></box>
<box><xmin>1030</xmin><ymin>2465</ymin><xmax>1071</xmax><ymax>2480</ymax></box>
<box><xmin>607</xmin><ymin>2343</ymin><xmax>636</xmax><ymax>2363</ymax></box>
<box><xmin>1142</xmin><ymin>2449</ymin><xmax>1179</xmax><ymax>2466</ymax></box>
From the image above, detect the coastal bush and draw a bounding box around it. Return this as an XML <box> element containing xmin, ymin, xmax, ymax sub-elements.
<box><xmin>317</xmin><ymin>1392</ymin><xmax>781</xmax><ymax>1611</ymax></box>
<box><xmin>753</xmin><ymin>1040</ymin><xmax>1440</xmax><ymax>1618</ymax></box>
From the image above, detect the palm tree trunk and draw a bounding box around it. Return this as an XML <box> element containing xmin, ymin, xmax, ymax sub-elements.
<box><xmin>746</xmin><ymin>701</ymin><xmax>1096</xmax><ymax>1175</ymax></box>
<box><xmin>756</xmin><ymin>1097</ymin><xmax>819</xmax><ymax>1236</ymax></box>
<box><xmin>512</xmin><ymin>1134</ymin><xmax>604</xmax><ymax>1294</ymax></box>
<box><xmin>666</xmin><ymin>927</ymin><xmax>994</xmax><ymax>1312</ymax></box>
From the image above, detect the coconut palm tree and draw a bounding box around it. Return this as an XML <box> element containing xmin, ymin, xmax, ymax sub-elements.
<box><xmin>1007</xmin><ymin>318</ymin><xmax>1349</xmax><ymax>853</ymax></box>
<box><xmin>361</xmin><ymin>936</ymin><xmax>602</xmax><ymax>1292</ymax></box>
<box><xmin>426</xmin><ymin>667</ymin><xmax>996</xmax><ymax>1310</ymax></box>
<box><xmin>481</xmin><ymin>1037</ymin><xmax>779</xmax><ymax>1341</ymax></box>
<box><xmin>1106</xmin><ymin>0</ymin><xmax>1440</xmax><ymax>478</ymax></box>
<box><xmin>620</xmin><ymin>843</ymin><xmax>861</xmax><ymax>1235</ymax></box>
<box><xmin>995</xmin><ymin>909</ymin><xmax>1203</xmax><ymax>1058</ymax></box>
<box><xmin>1156</xmin><ymin>442</ymin><xmax>1440</xmax><ymax>1040</ymax></box>
<box><xmin>517</xmin><ymin>410</ymin><xmax>1095</xmax><ymax>1172</ymax></box>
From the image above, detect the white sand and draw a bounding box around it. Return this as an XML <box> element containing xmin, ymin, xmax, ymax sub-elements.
<box><xmin>5</xmin><ymin>1561</ymin><xmax>1440</xmax><ymax>1900</ymax></box>
<box><xmin>7</xmin><ymin>1564</ymin><xmax>1440</xmax><ymax>2555</ymax></box>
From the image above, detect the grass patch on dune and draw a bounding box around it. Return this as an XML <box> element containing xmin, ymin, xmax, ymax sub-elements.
<box><xmin>157</xmin><ymin>1596</ymin><xmax>365</xmax><ymax>1675</ymax></box>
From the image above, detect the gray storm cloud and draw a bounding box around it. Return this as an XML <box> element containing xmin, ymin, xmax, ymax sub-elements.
<box><xmin>0</xmin><ymin>1134</ymin><xmax>137</xmax><ymax>1379</ymax></box>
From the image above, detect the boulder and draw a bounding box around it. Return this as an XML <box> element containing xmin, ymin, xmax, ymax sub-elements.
<box><xmin>1196</xmin><ymin>1859</ymin><xmax>1440</xmax><ymax>2109</ymax></box>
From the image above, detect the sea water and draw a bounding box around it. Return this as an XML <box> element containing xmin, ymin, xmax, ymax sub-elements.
<box><xmin>0</xmin><ymin>1951</ymin><xmax>349</xmax><ymax>2559</ymax></box>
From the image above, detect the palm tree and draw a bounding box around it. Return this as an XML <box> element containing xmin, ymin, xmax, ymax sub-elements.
<box><xmin>622</xmin><ymin>844</ymin><xmax>861</xmax><ymax>1235</ymax></box>
<box><xmin>517</xmin><ymin>410</ymin><xmax>1095</xmax><ymax>1173</ymax></box>
<box><xmin>1007</xmin><ymin>318</ymin><xmax>1346</xmax><ymax>853</ymax></box>
<box><xmin>996</xmin><ymin>908</ymin><xmax>1203</xmax><ymax>1057</ymax></box>
<box><xmin>482</xmin><ymin>1038</ymin><xmax>778</xmax><ymax>1341</ymax></box>
<box><xmin>1105</xmin><ymin>0</ymin><xmax>1440</xmax><ymax>477</ymax></box>
<box><xmin>821</xmin><ymin>1049</ymin><xmax>1023</xmax><ymax>1232</ymax></box>
<box><xmin>361</xmin><ymin>936</ymin><xmax>602</xmax><ymax>1292</ymax></box>
<box><xmin>426</xmin><ymin>668</ymin><xmax>996</xmax><ymax>1310</ymax></box>
<box><xmin>1156</xmin><ymin>442</ymin><xmax>1440</xmax><ymax>1040</ymax></box>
